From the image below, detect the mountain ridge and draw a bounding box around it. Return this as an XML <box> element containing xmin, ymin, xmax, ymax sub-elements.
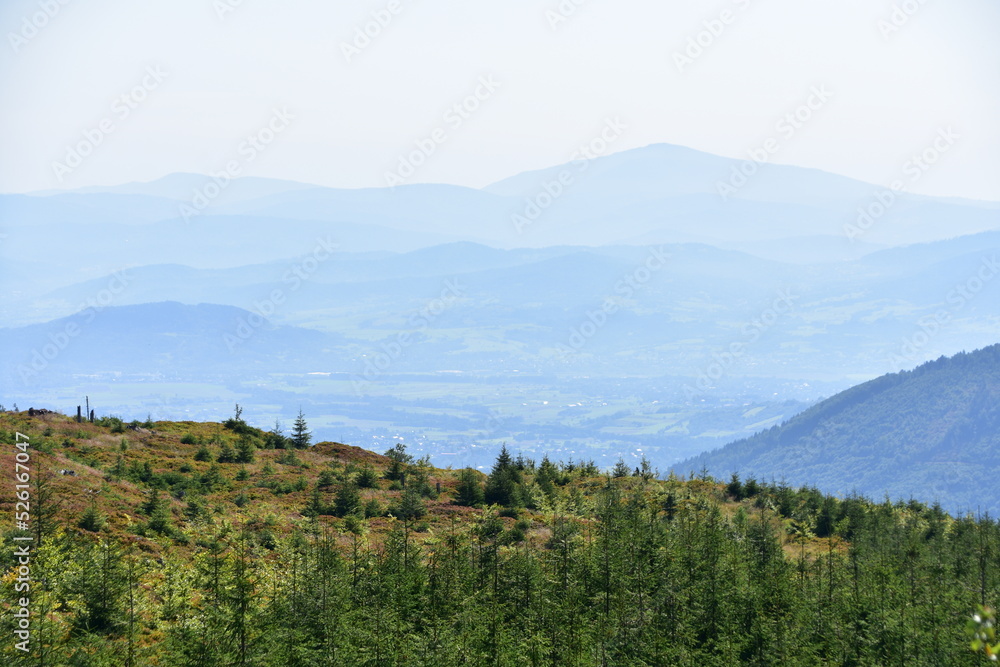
<box><xmin>679</xmin><ymin>343</ymin><xmax>1000</xmax><ymax>514</ymax></box>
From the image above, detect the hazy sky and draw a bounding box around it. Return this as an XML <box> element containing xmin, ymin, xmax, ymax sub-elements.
<box><xmin>1</xmin><ymin>0</ymin><xmax>997</xmax><ymax>199</ymax></box>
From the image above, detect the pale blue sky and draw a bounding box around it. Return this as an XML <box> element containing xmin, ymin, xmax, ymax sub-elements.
<box><xmin>1</xmin><ymin>0</ymin><xmax>997</xmax><ymax>199</ymax></box>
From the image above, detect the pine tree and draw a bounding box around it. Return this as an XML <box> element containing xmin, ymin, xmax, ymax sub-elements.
<box><xmin>485</xmin><ymin>445</ymin><xmax>523</xmax><ymax>507</ymax></box>
<box><xmin>456</xmin><ymin>467</ymin><xmax>485</xmax><ymax>506</ymax></box>
<box><xmin>334</xmin><ymin>482</ymin><xmax>361</xmax><ymax>518</ymax></box>
<box><xmin>356</xmin><ymin>464</ymin><xmax>380</xmax><ymax>489</ymax></box>
<box><xmin>727</xmin><ymin>472</ymin><xmax>744</xmax><ymax>500</ymax></box>
<box><xmin>235</xmin><ymin>435</ymin><xmax>256</xmax><ymax>463</ymax></box>
<box><xmin>291</xmin><ymin>409</ymin><xmax>311</xmax><ymax>449</ymax></box>
<box><xmin>78</xmin><ymin>499</ymin><xmax>106</xmax><ymax>532</ymax></box>
<box><xmin>218</xmin><ymin>442</ymin><xmax>237</xmax><ymax>463</ymax></box>
<box><xmin>612</xmin><ymin>457</ymin><xmax>630</xmax><ymax>478</ymax></box>
<box><xmin>384</xmin><ymin>443</ymin><xmax>412</xmax><ymax>483</ymax></box>
<box><xmin>265</xmin><ymin>419</ymin><xmax>287</xmax><ymax>449</ymax></box>
<box><xmin>393</xmin><ymin>487</ymin><xmax>427</xmax><ymax>521</ymax></box>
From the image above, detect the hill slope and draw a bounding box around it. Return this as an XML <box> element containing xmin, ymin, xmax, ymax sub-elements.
<box><xmin>680</xmin><ymin>344</ymin><xmax>1000</xmax><ymax>514</ymax></box>
<box><xmin>1</xmin><ymin>410</ymin><xmax>998</xmax><ymax>664</ymax></box>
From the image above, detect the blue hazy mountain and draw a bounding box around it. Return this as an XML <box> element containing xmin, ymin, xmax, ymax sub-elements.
<box><xmin>4</xmin><ymin>143</ymin><xmax>997</xmax><ymax>273</ymax></box>
<box><xmin>0</xmin><ymin>301</ymin><xmax>345</xmax><ymax>384</ymax></box>
<box><xmin>6</xmin><ymin>233</ymin><xmax>999</xmax><ymax>382</ymax></box>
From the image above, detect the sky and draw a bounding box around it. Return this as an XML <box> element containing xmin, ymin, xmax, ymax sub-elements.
<box><xmin>1</xmin><ymin>0</ymin><xmax>998</xmax><ymax>200</ymax></box>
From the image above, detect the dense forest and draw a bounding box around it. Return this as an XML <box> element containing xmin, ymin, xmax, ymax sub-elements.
<box><xmin>683</xmin><ymin>344</ymin><xmax>1000</xmax><ymax>515</ymax></box>
<box><xmin>1</xmin><ymin>409</ymin><xmax>998</xmax><ymax>665</ymax></box>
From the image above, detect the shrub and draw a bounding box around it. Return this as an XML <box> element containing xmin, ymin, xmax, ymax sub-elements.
<box><xmin>356</xmin><ymin>465</ymin><xmax>380</xmax><ymax>489</ymax></box>
<box><xmin>77</xmin><ymin>504</ymin><xmax>106</xmax><ymax>532</ymax></box>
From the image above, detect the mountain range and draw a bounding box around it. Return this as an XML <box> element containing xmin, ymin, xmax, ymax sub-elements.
<box><xmin>2</xmin><ymin>142</ymin><xmax>998</xmax><ymax>506</ymax></box>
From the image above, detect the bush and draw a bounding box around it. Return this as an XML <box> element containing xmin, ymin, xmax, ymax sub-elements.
<box><xmin>180</xmin><ymin>433</ymin><xmax>197</xmax><ymax>445</ymax></box>
<box><xmin>77</xmin><ymin>504</ymin><xmax>106</xmax><ymax>532</ymax></box>
<box><xmin>278</xmin><ymin>450</ymin><xmax>301</xmax><ymax>467</ymax></box>
<box><xmin>217</xmin><ymin>444</ymin><xmax>237</xmax><ymax>464</ymax></box>
<box><xmin>455</xmin><ymin>468</ymin><xmax>485</xmax><ymax>506</ymax></box>
<box><xmin>334</xmin><ymin>483</ymin><xmax>361</xmax><ymax>518</ymax></box>
<box><xmin>95</xmin><ymin>416</ymin><xmax>126</xmax><ymax>434</ymax></box>
<box><xmin>391</xmin><ymin>488</ymin><xmax>427</xmax><ymax>521</ymax></box>
<box><xmin>357</xmin><ymin>465</ymin><xmax>380</xmax><ymax>489</ymax></box>
<box><xmin>235</xmin><ymin>438</ymin><xmax>256</xmax><ymax>464</ymax></box>
<box><xmin>364</xmin><ymin>498</ymin><xmax>383</xmax><ymax>518</ymax></box>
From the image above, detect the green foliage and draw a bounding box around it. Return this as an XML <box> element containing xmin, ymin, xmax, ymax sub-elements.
<box><xmin>356</xmin><ymin>463</ymin><xmax>379</xmax><ymax>489</ymax></box>
<box><xmin>77</xmin><ymin>502</ymin><xmax>106</xmax><ymax>532</ymax></box>
<box><xmin>290</xmin><ymin>409</ymin><xmax>311</xmax><ymax>448</ymax></box>
<box><xmin>384</xmin><ymin>442</ymin><xmax>413</xmax><ymax>464</ymax></box>
<box><xmin>277</xmin><ymin>448</ymin><xmax>301</xmax><ymax>467</ymax></box>
<box><xmin>612</xmin><ymin>457</ymin><xmax>630</xmax><ymax>478</ymax></box>
<box><xmin>194</xmin><ymin>444</ymin><xmax>213</xmax><ymax>462</ymax></box>
<box><xmin>455</xmin><ymin>467</ymin><xmax>485</xmax><ymax>506</ymax></box>
<box><xmin>183</xmin><ymin>497</ymin><xmax>207</xmax><ymax>523</ymax></box>
<box><xmin>967</xmin><ymin>605</ymin><xmax>1000</xmax><ymax>659</ymax></box>
<box><xmin>383</xmin><ymin>443</ymin><xmax>412</xmax><ymax>483</ymax></box>
<box><xmin>333</xmin><ymin>482</ymin><xmax>361</xmax><ymax>518</ymax></box>
<box><xmin>317</xmin><ymin>469</ymin><xmax>336</xmax><ymax>488</ymax></box>
<box><xmin>223</xmin><ymin>402</ymin><xmax>256</xmax><ymax>436</ymax></box>
<box><xmin>217</xmin><ymin>443</ymin><xmax>237</xmax><ymax>464</ymax></box>
<box><xmin>234</xmin><ymin>435</ymin><xmax>255</xmax><ymax>464</ymax></box>
<box><xmin>363</xmin><ymin>498</ymin><xmax>383</xmax><ymax>518</ymax></box>
<box><xmin>727</xmin><ymin>472</ymin><xmax>744</xmax><ymax>500</ymax></box>
<box><xmin>180</xmin><ymin>433</ymin><xmax>197</xmax><ymax>445</ymax></box>
<box><xmin>391</xmin><ymin>487</ymin><xmax>426</xmax><ymax>521</ymax></box>
<box><xmin>484</xmin><ymin>445</ymin><xmax>523</xmax><ymax>507</ymax></box>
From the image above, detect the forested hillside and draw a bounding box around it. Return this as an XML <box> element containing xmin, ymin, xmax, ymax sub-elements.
<box><xmin>1</xmin><ymin>409</ymin><xmax>998</xmax><ymax>665</ymax></box>
<box><xmin>682</xmin><ymin>344</ymin><xmax>1000</xmax><ymax>514</ymax></box>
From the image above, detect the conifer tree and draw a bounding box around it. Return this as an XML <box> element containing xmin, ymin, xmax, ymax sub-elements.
<box><xmin>291</xmin><ymin>409</ymin><xmax>311</xmax><ymax>449</ymax></box>
<box><xmin>456</xmin><ymin>467</ymin><xmax>485</xmax><ymax>506</ymax></box>
<box><xmin>485</xmin><ymin>445</ymin><xmax>522</xmax><ymax>507</ymax></box>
